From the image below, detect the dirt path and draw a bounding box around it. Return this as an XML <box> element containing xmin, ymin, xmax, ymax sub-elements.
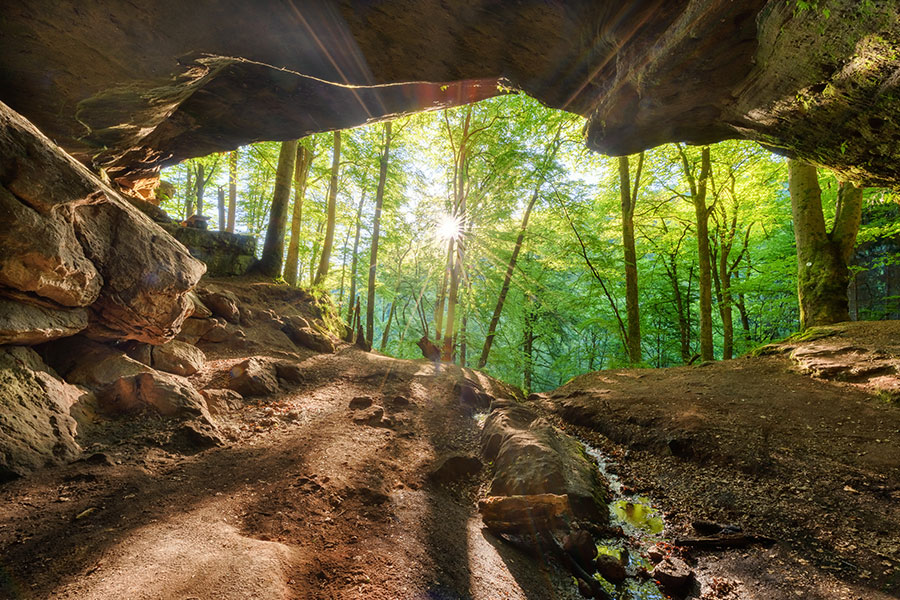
<box><xmin>0</xmin><ymin>345</ymin><xmax>583</xmax><ymax>600</ymax></box>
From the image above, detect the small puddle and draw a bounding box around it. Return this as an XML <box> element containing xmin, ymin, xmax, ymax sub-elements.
<box><xmin>583</xmin><ymin>442</ymin><xmax>667</xmax><ymax>600</ymax></box>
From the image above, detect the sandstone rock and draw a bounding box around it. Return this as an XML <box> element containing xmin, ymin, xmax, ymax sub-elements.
<box><xmin>100</xmin><ymin>370</ymin><xmax>208</xmax><ymax>417</ymax></box>
<box><xmin>44</xmin><ymin>336</ymin><xmax>153</xmax><ymax>388</ymax></box>
<box><xmin>478</xmin><ymin>494</ymin><xmax>572</xmax><ymax>535</ymax></box>
<box><xmin>226</xmin><ymin>358</ymin><xmax>279</xmax><ymax>397</ymax></box>
<box><xmin>281</xmin><ymin>316</ymin><xmax>337</xmax><ymax>354</ymax></box>
<box><xmin>186</xmin><ymin>291</ymin><xmax>212</xmax><ymax>318</ymax></box>
<box><xmin>352</xmin><ymin>405</ymin><xmax>384</xmax><ymax>426</ymax></box>
<box><xmin>0</xmin><ymin>297</ymin><xmax>88</xmax><ymax>344</ymax></box>
<box><xmin>201</xmin><ymin>388</ymin><xmax>244</xmax><ymax>415</ymax></box>
<box><xmin>429</xmin><ymin>455</ymin><xmax>482</xmax><ymax>485</ymax></box>
<box><xmin>163</xmin><ymin>226</ymin><xmax>257</xmax><ymax>277</ymax></box>
<box><xmin>453</xmin><ymin>378</ymin><xmax>493</xmax><ymax>411</ymax></box>
<box><xmin>349</xmin><ymin>396</ymin><xmax>374</xmax><ymax>410</ymax></box>
<box><xmin>273</xmin><ymin>361</ymin><xmax>303</xmax><ymax>386</ymax></box>
<box><xmin>0</xmin><ymin>101</ymin><xmax>205</xmax><ymax>344</ymax></box>
<box><xmin>177</xmin><ymin>419</ymin><xmax>226</xmax><ymax>449</ymax></box>
<box><xmin>482</xmin><ymin>400</ymin><xmax>610</xmax><ymax>525</ymax></box>
<box><xmin>651</xmin><ymin>556</ymin><xmax>693</xmax><ymax>596</ymax></box>
<box><xmin>198</xmin><ymin>288</ymin><xmax>240</xmax><ymax>324</ymax></box>
<box><xmin>151</xmin><ymin>339</ymin><xmax>206</xmax><ymax>376</ymax></box>
<box><xmin>0</xmin><ymin>346</ymin><xmax>84</xmax><ymax>479</ymax></box>
<box><xmin>201</xmin><ymin>321</ymin><xmax>230</xmax><ymax>343</ymax></box>
<box><xmin>122</xmin><ymin>340</ymin><xmax>153</xmax><ymax>366</ymax></box>
<box><xmin>0</xmin><ymin>185</ymin><xmax>101</xmax><ymax>308</ymax></box>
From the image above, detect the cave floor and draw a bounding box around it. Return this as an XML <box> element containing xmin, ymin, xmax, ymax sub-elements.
<box><xmin>1</xmin><ymin>284</ymin><xmax>899</xmax><ymax>600</ymax></box>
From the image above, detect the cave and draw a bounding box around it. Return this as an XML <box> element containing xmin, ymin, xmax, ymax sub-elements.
<box><xmin>1</xmin><ymin>3</ymin><xmax>899</xmax><ymax>600</ymax></box>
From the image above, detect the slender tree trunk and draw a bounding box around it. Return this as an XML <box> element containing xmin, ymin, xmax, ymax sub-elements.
<box><xmin>434</xmin><ymin>242</ymin><xmax>452</xmax><ymax>341</ymax></box>
<box><xmin>478</xmin><ymin>184</ymin><xmax>540</xmax><ymax>368</ymax></box>
<box><xmin>196</xmin><ymin>164</ymin><xmax>206</xmax><ymax>215</ymax></box>
<box><xmin>284</xmin><ymin>144</ymin><xmax>312</xmax><ymax>286</ymax></box>
<box><xmin>256</xmin><ymin>140</ymin><xmax>299</xmax><ymax>278</ymax></box>
<box><xmin>718</xmin><ymin>254</ymin><xmax>734</xmax><ymax>359</ymax></box>
<box><xmin>314</xmin><ymin>131</ymin><xmax>341</xmax><ymax>286</ymax></box>
<box><xmin>310</xmin><ymin>219</ymin><xmax>324</xmax><ymax>285</ymax></box>
<box><xmin>788</xmin><ymin>160</ymin><xmax>862</xmax><ymax>329</ymax></box>
<box><xmin>347</xmin><ymin>188</ymin><xmax>367</xmax><ymax>322</ymax></box>
<box><xmin>227</xmin><ymin>150</ymin><xmax>237</xmax><ymax>232</ymax></box>
<box><xmin>679</xmin><ymin>145</ymin><xmax>713</xmax><ymax>361</ymax></box>
<box><xmin>367</xmin><ymin>122</ymin><xmax>393</xmax><ymax>344</ymax></box>
<box><xmin>442</xmin><ymin>238</ymin><xmax>461</xmax><ymax>361</ymax></box>
<box><xmin>523</xmin><ymin>294</ymin><xmax>535</xmax><ymax>393</ymax></box>
<box><xmin>380</xmin><ymin>301</ymin><xmax>396</xmax><ymax>351</ymax></box>
<box><xmin>217</xmin><ymin>187</ymin><xmax>225</xmax><ymax>231</ymax></box>
<box><xmin>620</xmin><ymin>153</ymin><xmax>644</xmax><ymax>364</ymax></box>
<box><xmin>184</xmin><ymin>168</ymin><xmax>194</xmax><ymax>219</ymax></box>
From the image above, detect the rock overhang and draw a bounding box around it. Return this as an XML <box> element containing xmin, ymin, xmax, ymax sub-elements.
<box><xmin>1</xmin><ymin>0</ymin><xmax>898</xmax><ymax>186</ymax></box>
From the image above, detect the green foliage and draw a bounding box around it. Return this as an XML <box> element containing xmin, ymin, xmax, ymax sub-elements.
<box><xmin>160</xmin><ymin>93</ymin><xmax>894</xmax><ymax>392</ymax></box>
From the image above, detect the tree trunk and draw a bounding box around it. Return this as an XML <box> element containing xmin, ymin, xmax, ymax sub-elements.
<box><xmin>523</xmin><ymin>294</ymin><xmax>535</xmax><ymax>393</ymax></box>
<box><xmin>184</xmin><ymin>167</ymin><xmax>194</xmax><ymax>219</ymax></box>
<box><xmin>478</xmin><ymin>184</ymin><xmax>540</xmax><ymax>368</ymax></box>
<box><xmin>314</xmin><ymin>131</ymin><xmax>341</xmax><ymax>286</ymax></box>
<box><xmin>367</xmin><ymin>121</ymin><xmax>393</xmax><ymax>345</ymax></box>
<box><xmin>788</xmin><ymin>160</ymin><xmax>862</xmax><ymax>329</ymax></box>
<box><xmin>434</xmin><ymin>242</ymin><xmax>452</xmax><ymax>340</ymax></box>
<box><xmin>380</xmin><ymin>301</ymin><xmax>396</xmax><ymax>352</ymax></box>
<box><xmin>310</xmin><ymin>219</ymin><xmax>324</xmax><ymax>285</ymax></box>
<box><xmin>442</xmin><ymin>238</ymin><xmax>461</xmax><ymax>361</ymax></box>
<box><xmin>256</xmin><ymin>139</ymin><xmax>299</xmax><ymax>278</ymax></box>
<box><xmin>217</xmin><ymin>187</ymin><xmax>225</xmax><ymax>231</ymax></box>
<box><xmin>679</xmin><ymin>145</ymin><xmax>713</xmax><ymax>361</ymax></box>
<box><xmin>195</xmin><ymin>163</ymin><xmax>206</xmax><ymax>215</ymax></box>
<box><xmin>620</xmin><ymin>153</ymin><xmax>644</xmax><ymax>365</ymax></box>
<box><xmin>347</xmin><ymin>188</ymin><xmax>367</xmax><ymax>323</ymax></box>
<box><xmin>284</xmin><ymin>144</ymin><xmax>312</xmax><ymax>287</ymax></box>
<box><xmin>227</xmin><ymin>150</ymin><xmax>237</xmax><ymax>232</ymax></box>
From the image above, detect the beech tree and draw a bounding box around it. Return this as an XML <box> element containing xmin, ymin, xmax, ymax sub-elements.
<box><xmin>284</xmin><ymin>142</ymin><xmax>313</xmax><ymax>286</ymax></box>
<box><xmin>314</xmin><ymin>131</ymin><xmax>342</xmax><ymax>286</ymax></box>
<box><xmin>366</xmin><ymin>121</ymin><xmax>393</xmax><ymax>345</ymax></box>
<box><xmin>619</xmin><ymin>152</ymin><xmax>644</xmax><ymax>365</ymax></box>
<box><xmin>788</xmin><ymin>160</ymin><xmax>862</xmax><ymax>329</ymax></box>
<box><xmin>256</xmin><ymin>140</ymin><xmax>299</xmax><ymax>278</ymax></box>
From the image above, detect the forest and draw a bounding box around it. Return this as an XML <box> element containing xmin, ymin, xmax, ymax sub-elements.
<box><xmin>158</xmin><ymin>94</ymin><xmax>897</xmax><ymax>393</ymax></box>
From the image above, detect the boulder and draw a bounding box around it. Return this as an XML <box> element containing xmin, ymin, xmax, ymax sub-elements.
<box><xmin>281</xmin><ymin>316</ymin><xmax>337</xmax><ymax>353</ymax></box>
<box><xmin>352</xmin><ymin>405</ymin><xmax>384</xmax><ymax>426</ymax></box>
<box><xmin>99</xmin><ymin>370</ymin><xmax>208</xmax><ymax>417</ymax></box>
<box><xmin>43</xmin><ymin>335</ymin><xmax>153</xmax><ymax>388</ymax></box>
<box><xmin>186</xmin><ymin>291</ymin><xmax>212</xmax><ymax>318</ymax></box>
<box><xmin>453</xmin><ymin>378</ymin><xmax>493</xmax><ymax>411</ymax></box>
<box><xmin>151</xmin><ymin>339</ymin><xmax>206</xmax><ymax>376</ymax></box>
<box><xmin>175</xmin><ymin>317</ymin><xmax>217</xmax><ymax>344</ymax></box>
<box><xmin>652</xmin><ymin>556</ymin><xmax>694</xmax><ymax>596</ymax></box>
<box><xmin>349</xmin><ymin>396</ymin><xmax>374</xmax><ymax>410</ymax></box>
<box><xmin>0</xmin><ymin>101</ymin><xmax>205</xmax><ymax>344</ymax></box>
<box><xmin>163</xmin><ymin>226</ymin><xmax>257</xmax><ymax>277</ymax></box>
<box><xmin>478</xmin><ymin>494</ymin><xmax>572</xmax><ymax>535</ymax></box>
<box><xmin>481</xmin><ymin>400</ymin><xmax>611</xmax><ymax>526</ymax></box>
<box><xmin>226</xmin><ymin>358</ymin><xmax>279</xmax><ymax>397</ymax></box>
<box><xmin>0</xmin><ymin>346</ymin><xmax>85</xmax><ymax>479</ymax></box>
<box><xmin>201</xmin><ymin>321</ymin><xmax>230</xmax><ymax>343</ymax></box>
<box><xmin>273</xmin><ymin>361</ymin><xmax>303</xmax><ymax>386</ymax></box>
<box><xmin>0</xmin><ymin>297</ymin><xmax>88</xmax><ymax>344</ymax></box>
<box><xmin>198</xmin><ymin>288</ymin><xmax>240</xmax><ymax>324</ymax></box>
<box><xmin>200</xmin><ymin>388</ymin><xmax>244</xmax><ymax>415</ymax></box>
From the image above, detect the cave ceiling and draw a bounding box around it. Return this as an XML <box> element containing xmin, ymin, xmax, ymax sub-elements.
<box><xmin>1</xmin><ymin>0</ymin><xmax>899</xmax><ymax>188</ymax></box>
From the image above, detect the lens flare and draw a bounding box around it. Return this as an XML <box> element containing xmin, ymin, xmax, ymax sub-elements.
<box><xmin>436</xmin><ymin>213</ymin><xmax>462</xmax><ymax>240</ymax></box>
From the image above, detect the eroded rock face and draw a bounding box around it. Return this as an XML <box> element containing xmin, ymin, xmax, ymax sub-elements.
<box><xmin>0</xmin><ymin>298</ymin><xmax>88</xmax><ymax>344</ymax></box>
<box><xmin>0</xmin><ymin>101</ymin><xmax>205</xmax><ymax>344</ymax></box>
<box><xmin>1</xmin><ymin>2</ymin><xmax>899</xmax><ymax>185</ymax></box>
<box><xmin>480</xmin><ymin>399</ymin><xmax>611</xmax><ymax>530</ymax></box>
<box><xmin>0</xmin><ymin>346</ymin><xmax>85</xmax><ymax>479</ymax></box>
